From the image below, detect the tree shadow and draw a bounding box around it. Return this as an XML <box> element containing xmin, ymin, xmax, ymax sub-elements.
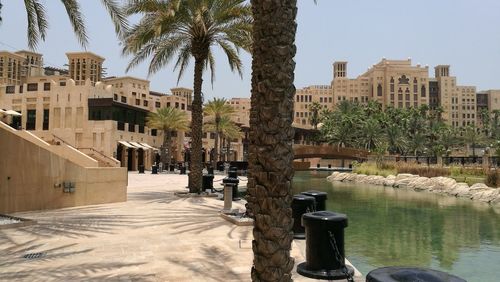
<box><xmin>166</xmin><ymin>244</ymin><xmax>248</xmax><ymax>281</ymax></box>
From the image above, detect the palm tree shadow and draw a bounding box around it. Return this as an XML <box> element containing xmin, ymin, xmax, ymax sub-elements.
<box><xmin>166</xmin><ymin>244</ymin><xmax>247</xmax><ymax>281</ymax></box>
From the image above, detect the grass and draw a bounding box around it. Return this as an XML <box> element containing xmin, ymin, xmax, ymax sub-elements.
<box><xmin>352</xmin><ymin>162</ymin><xmax>396</xmax><ymax>177</ymax></box>
<box><xmin>353</xmin><ymin>161</ymin><xmax>499</xmax><ymax>187</ymax></box>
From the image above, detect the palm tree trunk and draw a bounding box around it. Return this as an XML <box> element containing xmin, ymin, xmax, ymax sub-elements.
<box><xmin>213</xmin><ymin>123</ymin><xmax>219</xmax><ymax>169</ymax></box>
<box><xmin>248</xmin><ymin>0</ymin><xmax>297</xmax><ymax>280</ymax></box>
<box><xmin>189</xmin><ymin>58</ymin><xmax>204</xmax><ymax>193</ymax></box>
<box><xmin>165</xmin><ymin>129</ymin><xmax>172</xmax><ymax>169</ymax></box>
<box><xmin>161</xmin><ymin>131</ymin><xmax>168</xmax><ymax>165</ymax></box>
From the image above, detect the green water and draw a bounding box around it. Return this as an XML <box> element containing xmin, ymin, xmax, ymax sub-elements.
<box><xmin>292</xmin><ymin>171</ymin><xmax>500</xmax><ymax>282</ymax></box>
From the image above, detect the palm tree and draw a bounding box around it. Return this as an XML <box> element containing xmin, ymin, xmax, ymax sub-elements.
<box><xmin>147</xmin><ymin>107</ymin><xmax>189</xmax><ymax>169</ymax></box>
<box><xmin>309</xmin><ymin>101</ymin><xmax>321</xmax><ymax>129</ymax></box>
<box><xmin>217</xmin><ymin>116</ymin><xmax>243</xmax><ymax>161</ymax></box>
<box><xmin>123</xmin><ymin>0</ymin><xmax>252</xmax><ymax>193</ymax></box>
<box><xmin>359</xmin><ymin>118</ymin><xmax>383</xmax><ymax>150</ymax></box>
<box><xmin>204</xmin><ymin>98</ymin><xmax>235</xmax><ymax>168</ymax></box>
<box><xmin>247</xmin><ymin>0</ymin><xmax>297</xmax><ymax>280</ymax></box>
<box><xmin>3</xmin><ymin>0</ymin><xmax>127</xmax><ymax>49</ymax></box>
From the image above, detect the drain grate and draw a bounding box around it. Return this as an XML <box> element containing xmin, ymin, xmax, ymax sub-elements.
<box><xmin>23</xmin><ymin>252</ymin><xmax>46</xmax><ymax>259</ymax></box>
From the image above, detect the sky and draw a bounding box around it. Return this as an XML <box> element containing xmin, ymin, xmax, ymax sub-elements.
<box><xmin>0</xmin><ymin>0</ymin><xmax>499</xmax><ymax>100</ymax></box>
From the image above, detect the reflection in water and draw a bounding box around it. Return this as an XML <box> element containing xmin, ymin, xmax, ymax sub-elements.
<box><xmin>292</xmin><ymin>171</ymin><xmax>500</xmax><ymax>281</ymax></box>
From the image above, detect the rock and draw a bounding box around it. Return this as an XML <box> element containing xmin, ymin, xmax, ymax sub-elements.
<box><xmin>428</xmin><ymin>177</ymin><xmax>457</xmax><ymax>193</ymax></box>
<box><xmin>394</xmin><ymin>174</ymin><xmax>418</xmax><ymax>188</ymax></box>
<box><xmin>372</xmin><ymin>176</ymin><xmax>386</xmax><ymax>186</ymax></box>
<box><xmin>490</xmin><ymin>192</ymin><xmax>500</xmax><ymax>206</ymax></box>
<box><xmin>407</xmin><ymin>177</ymin><xmax>432</xmax><ymax>191</ymax></box>
<box><xmin>383</xmin><ymin>175</ymin><xmax>396</xmax><ymax>187</ymax></box>
<box><xmin>448</xmin><ymin>183</ymin><xmax>470</xmax><ymax>197</ymax></box>
<box><xmin>344</xmin><ymin>173</ymin><xmax>358</xmax><ymax>182</ymax></box>
<box><xmin>329</xmin><ymin>172</ymin><xmax>348</xmax><ymax>182</ymax></box>
<box><xmin>471</xmin><ymin>188</ymin><xmax>500</xmax><ymax>203</ymax></box>
<box><xmin>355</xmin><ymin>174</ymin><xmax>368</xmax><ymax>182</ymax></box>
<box><xmin>469</xmin><ymin>183</ymin><xmax>490</xmax><ymax>191</ymax></box>
<box><xmin>327</xmin><ymin>171</ymin><xmax>339</xmax><ymax>181</ymax></box>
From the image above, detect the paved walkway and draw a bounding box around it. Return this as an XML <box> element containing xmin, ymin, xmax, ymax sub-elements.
<box><xmin>0</xmin><ymin>172</ymin><xmax>362</xmax><ymax>281</ymax></box>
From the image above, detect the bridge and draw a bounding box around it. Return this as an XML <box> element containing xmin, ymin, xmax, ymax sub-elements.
<box><xmin>292</xmin><ymin>144</ymin><xmax>369</xmax><ymax>160</ymax></box>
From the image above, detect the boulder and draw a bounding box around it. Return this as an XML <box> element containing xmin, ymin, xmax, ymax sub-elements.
<box><xmin>372</xmin><ymin>176</ymin><xmax>386</xmax><ymax>186</ymax></box>
<box><xmin>471</xmin><ymin>188</ymin><xmax>500</xmax><ymax>203</ymax></box>
<box><xmin>407</xmin><ymin>177</ymin><xmax>433</xmax><ymax>191</ymax></box>
<box><xmin>327</xmin><ymin>171</ymin><xmax>339</xmax><ymax>181</ymax></box>
<box><xmin>383</xmin><ymin>175</ymin><xmax>396</xmax><ymax>187</ymax></box>
<box><xmin>355</xmin><ymin>174</ymin><xmax>368</xmax><ymax>182</ymax></box>
<box><xmin>394</xmin><ymin>174</ymin><xmax>418</xmax><ymax>188</ymax></box>
<box><xmin>344</xmin><ymin>173</ymin><xmax>358</xmax><ymax>182</ymax></box>
<box><xmin>448</xmin><ymin>183</ymin><xmax>470</xmax><ymax>197</ymax></box>
<box><xmin>428</xmin><ymin>177</ymin><xmax>457</xmax><ymax>193</ymax></box>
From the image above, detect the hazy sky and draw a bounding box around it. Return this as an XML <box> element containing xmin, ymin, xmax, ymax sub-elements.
<box><xmin>1</xmin><ymin>0</ymin><xmax>499</xmax><ymax>100</ymax></box>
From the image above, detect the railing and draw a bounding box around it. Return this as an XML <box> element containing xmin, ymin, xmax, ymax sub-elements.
<box><xmin>77</xmin><ymin>147</ymin><xmax>120</xmax><ymax>167</ymax></box>
<box><xmin>51</xmin><ymin>133</ymin><xmax>74</xmax><ymax>147</ymax></box>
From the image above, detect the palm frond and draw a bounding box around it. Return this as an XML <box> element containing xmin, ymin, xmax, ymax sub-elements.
<box><xmin>60</xmin><ymin>0</ymin><xmax>88</xmax><ymax>48</ymax></box>
<box><xmin>100</xmin><ymin>0</ymin><xmax>129</xmax><ymax>37</ymax></box>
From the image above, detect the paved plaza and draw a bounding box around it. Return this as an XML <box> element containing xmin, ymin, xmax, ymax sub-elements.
<box><xmin>0</xmin><ymin>172</ymin><xmax>361</xmax><ymax>281</ymax></box>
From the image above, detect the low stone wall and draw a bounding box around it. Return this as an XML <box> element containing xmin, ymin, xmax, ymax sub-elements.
<box><xmin>327</xmin><ymin>172</ymin><xmax>500</xmax><ymax>206</ymax></box>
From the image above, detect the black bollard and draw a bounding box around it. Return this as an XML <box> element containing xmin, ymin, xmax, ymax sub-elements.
<box><xmin>301</xmin><ymin>190</ymin><xmax>328</xmax><ymax>211</ymax></box>
<box><xmin>366</xmin><ymin>267</ymin><xmax>466</xmax><ymax>282</ymax></box>
<box><xmin>291</xmin><ymin>194</ymin><xmax>316</xmax><ymax>239</ymax></box>
<box><xmin>138</xmin><ymin>165</ymin><xmax>145</xmax><ymax>174</ymax></box>
<box><xmin>202</xmin><ymin>174</ymin><xmax>214</xmax><ymax>193</ymax></box>
<box><xmin>297</xmin><ymin>211</ymin><xmax>354</xmax><ymax>280</ymax></box>
<box><xmin>169</xmin><ymin>164</ymin><xmax>175</xmax><ymax>172</ymax></box>
<box><xmin>179</xmin><ymin>166</ymin><xmax>186</xmax><ymax>175</ymax></box>
<box><xmin>151</xmin><ymin>165</ymin><xmax>158</xmax><ymax>174</ymax></box>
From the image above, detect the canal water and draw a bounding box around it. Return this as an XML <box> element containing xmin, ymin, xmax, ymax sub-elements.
<box><xmin>292</xmin><ymin>171</ymin><xmax>500</xmax><ymax>282</ymax></box>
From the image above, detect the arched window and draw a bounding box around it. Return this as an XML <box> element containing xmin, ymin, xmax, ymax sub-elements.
<box><xmin>390</xmin><ymin>77</ymin><xmax>395</xmax><ymax>92</ymax></box>
<box><xmin>377</xmin><ymin>84</ymin><xmax>383</xmax><ymax>96</ymax></box>
<box><xmin>413</xmin><ymin>78</ymin><xmax>418</xmax><ymax>93</ymax></box>
<box><xmin>421</xmin><ymin>85</ymin><xmax>426</xmax><ymax>97</ymax></box>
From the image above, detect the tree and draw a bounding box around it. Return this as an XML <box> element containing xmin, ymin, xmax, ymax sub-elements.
<box><xmin>461</xmin><ymin>125</ymin><xmax>483</xmax><ymax>157</ymax></box>
<box><xmin>309</xmin><ymin>101</ymin><xmax>321</xmax><ymax>129</ymax></box>
<box><xmin>246</xmin><ymin>0</ymin><xmax>297</xmax><ymax>280</ymax></box>
<box><xmin>146</xmin><ymin>107</ymin><xmax>189</xmax><ymax>169</ymax></box>
<box><xmin>123</xmin><ymin>0</ymin><xmax>252</xmax><ymax>193</ymax></box>
<box><xmin>3</xmin><ymin>0</ymin><xmax>127</xmax><ymax>49</ymax></box>
<box><xmin>204</xmin><ymin>98</ymin><xmax>235</xmax><ymax>168</ymax></box>
<box><xmin>217</xmin><ymin>115</ymin><xmax>243</xmax><ymax>161</ymax></box>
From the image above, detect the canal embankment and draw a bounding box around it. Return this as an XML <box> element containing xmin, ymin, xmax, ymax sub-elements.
<box><xmin>327</xmin><ymin>172</ymin><xmax>500</xmax><ymax>206</ymax></box>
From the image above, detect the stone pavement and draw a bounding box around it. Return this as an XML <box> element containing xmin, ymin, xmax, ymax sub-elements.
<box><xmin>0</xmin><ymin>172</ymin><xmax>362</xmax><ymax>281</ymax></box>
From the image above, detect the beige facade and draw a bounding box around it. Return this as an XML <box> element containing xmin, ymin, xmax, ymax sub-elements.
<box><xmin>0</xmin><ymin>50</ymin><xmax>251</xmax><ymax>172</ymax></box>
<box><xmin>294</xmin><ymin>85</ymin><xmax>333</xmax><ymax>128</ymax></box>
<box><xmin>294</xmin><ymin>58</ymin><xmax>499</xmax><ymax>130</ymax></box>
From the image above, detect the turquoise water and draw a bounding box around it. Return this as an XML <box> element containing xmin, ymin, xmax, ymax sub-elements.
<box><xmin>292</xmin><ymin>171</ymin><xmax>500</xmax><ymax>282</ymax></box>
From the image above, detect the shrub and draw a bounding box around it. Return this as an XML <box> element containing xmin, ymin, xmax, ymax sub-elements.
<box><xmin>485</xmin><ymin>169</ymin><xmax>500</xmax><ymax>188</ymax></box>
<box><xmin>395</xmin><ymin>162</ymin><xmax>449</xmax><ymax>178</ymax></box>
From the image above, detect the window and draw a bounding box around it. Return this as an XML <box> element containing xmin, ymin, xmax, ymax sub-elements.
<box><xmin>43</xmin><ymin>109</ymin><xmax>49</xmax><ymax>130</ymax></box>
<box><xmin>175</xmin><ymin>102</ymin><xmax>179</xmax><ymax>108</ymax></box>
<box><xmin>155</xmin><ymin>102</ymin><xmax>161</xmax><ymax>108</ymax></box>
<box><xmin>44</xmin><ymin>83</ymin><xmax>51</xmax><ymax>91</ymax></box>
<box><xmin>143</xmin><ymin>100</ymin><xmax>148</xmax><ymax>107</ymax></box>
<box><xmin>121</xmin><ymin>96</ymin><xmax>127</xmax><ymax>103</ymax></box>
<box><xmin>27</xmin><ymin>83</ymin><xmax>38</xmax><ymax>91</ymax></box>
<box><xmin>421</xmin><ymin>86</ymin><xmax>426</xmax><ymax>97</ymax></box>
<box><xmin>135</xmin><ymin>99</ymin><xmax>140</xmax><ymax>105</ymax></box>
<box><xmin>377</xmin><ymin>84</ymin><xmax>382</xmax><ymax>96</ymax></box>
<box><xmin>113</xmin><ymin>94</ymin><xmax>118</xmax><ymax>101</ymax></box>
<box><xmin>210</xmin><ymin>133</ymin><xmax>216</xmax><ymax>139</ymax></box>
<box><xmin>132</xmin><ymin>92</ymin><xmax>137</xmax><ymax>96</ymax></box>
<box><xmin>5</xmin><ymin>86</ymin><xmax>15</xmax><ymax>94</ymax></box>
<box><xmin>167</xmin><ymin>102</ymin><xmax>171</xmax><ymax>107</ymax></box>
<box><xmin>151</xmin><ymin>129</ymin><xmax>157</xmax><ymax>136</ymax></box>
<box><xmin>59</xmin><ymin>81</ymin><xmax>66</xmax><ymax>86</ymax></box>
<box><xmin>26</xmin><ymin>109</ymin><xmax>36</xmax><ymax>130</ymax></box>
<box><xmin>320</xmin><ymin>97</ymin><xmax>323</xmax><ymax>103</ymax></box>
<box><xmin>181</xmin><ymin>103</ymin><xmax>185</xmax><ymax>110</ymax></box>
